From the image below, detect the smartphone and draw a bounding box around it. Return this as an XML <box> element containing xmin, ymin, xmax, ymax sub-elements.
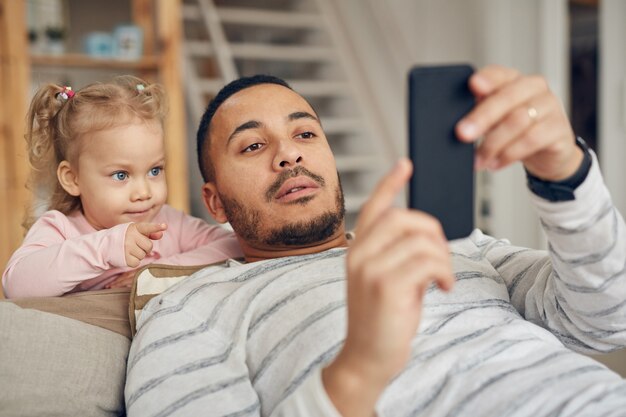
<box><xmin>408</xmin><ymin>64</ymin><xmax>475</xmax><ymax>240</ymax></box>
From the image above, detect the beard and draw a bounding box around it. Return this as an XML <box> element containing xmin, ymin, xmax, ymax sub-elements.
<box><xmin>219</xmin><ymin>169</ymin><xmax>346</xmax><ymax>247</ymax></box>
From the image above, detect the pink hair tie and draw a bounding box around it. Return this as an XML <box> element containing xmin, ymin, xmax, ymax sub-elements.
<box><xmin>56</xmin><ymin>86</ymin><xmax>75</xmax><ymax>101</ymax></box>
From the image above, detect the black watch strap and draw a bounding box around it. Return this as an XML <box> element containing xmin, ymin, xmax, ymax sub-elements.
<box><xmin>526</xmin><ymin>137</ymin><xmax>592</xmax><ymax>202</ymax></box>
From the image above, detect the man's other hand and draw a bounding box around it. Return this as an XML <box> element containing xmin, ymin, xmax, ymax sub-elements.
<box><xmin>456</xmin><ymin>65</ymin><xmax>583</xmax><ymax>181</ymax></box>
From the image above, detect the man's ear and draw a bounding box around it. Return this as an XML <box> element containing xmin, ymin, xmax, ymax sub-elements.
<box><xmin>57</xmin><ymin>160</ymin><xmax>81</xmax><ymax>196</ymax></box>
<box><xmin>202</xmin><ymin>182</ymin><xmax>228</xmax><ymax>224</ymax></box>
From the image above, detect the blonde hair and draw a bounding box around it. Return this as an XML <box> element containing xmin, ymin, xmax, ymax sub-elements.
<box><xmin>23</xmin><ymin>75</ymin><xmax>168</xmax><ymax>230</ymax></box>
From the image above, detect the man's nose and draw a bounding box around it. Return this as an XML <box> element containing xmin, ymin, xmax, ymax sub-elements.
<box><xmin>131</xmin><ymin>178</ymin><xmax>152</xmax><ymax>201</ymax></box>
<box><xmin>273</xmin><ymin>140</ymin><xmax>303</xmax><ymax>170</ymax></box>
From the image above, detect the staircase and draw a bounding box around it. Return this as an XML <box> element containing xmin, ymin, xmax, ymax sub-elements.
<box><xmin>181</xmin><ymin>0</ymin><xmax>392</xmax><ymax>228</ymax></box>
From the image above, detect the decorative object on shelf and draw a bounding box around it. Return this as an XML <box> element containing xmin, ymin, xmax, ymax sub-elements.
<box><xmin>44</xmin><ymin>26</ymin><xmax>65</xmax><ymax>54</ymax></box>
<box><xmin>27</xmin><ymin>0</ymin><xmax>68</xmax><ymax>55</ymax></box>
<box><xmin>27</xmin><ymin>29</ymin><xmax>39</xmax><ymax>54</ymax></box>
<box><xmin>113</xmin><ymin>25</ymin><xmax>143</xmax><ymax>61</ymax></box>
<box><xmin>83</xmin><ymin>32</ymin><xmax>115</xmax><ymax>58</ymax></box>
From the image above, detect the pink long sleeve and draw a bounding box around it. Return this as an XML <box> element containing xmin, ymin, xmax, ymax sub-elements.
<box><xmin>155</xmin><ymin>205</ymin><xmax>243</xmax><ymax>265</ymax></box>
<box><xmin>2</xmin><ymin>206</ymin><xmax>242</xmax><ymax>298</ymax></box>
<box><xmin>2</xmin><ymin>211</ymin><xmax>130</xmax><ymax>298</ymax></box>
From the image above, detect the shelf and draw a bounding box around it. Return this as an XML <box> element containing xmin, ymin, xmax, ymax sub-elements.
<box><xmin>30</xmin><ymin>53</ymin><xmax>161</xmax><ymax>71</ymax></box>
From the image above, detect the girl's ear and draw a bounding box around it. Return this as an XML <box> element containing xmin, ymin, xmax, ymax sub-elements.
<box><xmin>202</xmin><ymin>182</ymin><xmax>228</xmax><ymax>224</ymax></box>
<box><xmin>57</xmin><ymin>161</ymin><xmax>81</xmax><ymax>196</ymax></box>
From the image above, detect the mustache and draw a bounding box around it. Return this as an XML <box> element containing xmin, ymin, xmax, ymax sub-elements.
<box><xmin>265</xmin><ymin>166</ymin><xmax>325</xmax><ymax>202</ymax></box>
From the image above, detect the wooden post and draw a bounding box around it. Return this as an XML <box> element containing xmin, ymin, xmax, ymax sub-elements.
<box><xmin>0</xmin><ymin>0</ymin><xmax>31</xmax><ymax>290</ymax></box>
<box><xmin>132</xmin><ymin>0</ymin><xmax>155</xmax><ymax>82</ymax></box>
<box><xmin>156</xmin><ymin>0</ymin><xmax>189</xmax><ymax>213</ymax></box>
<box><xmin>132</xmin><ymin>0</ymin><xmax>154</xmax><ymax>56</ymax></box>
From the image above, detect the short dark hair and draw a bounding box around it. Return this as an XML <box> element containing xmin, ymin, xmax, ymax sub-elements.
<box><xmin>196</xmin><ymin>74</ymin><xmax>292</xmax><ymax>182</ymax></box>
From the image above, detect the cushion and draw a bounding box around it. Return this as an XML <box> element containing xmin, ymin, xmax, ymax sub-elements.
<box><xmin>0</xmin><ymin>302</ymin><xmax>130</xmax><ymax>417</ymax></box>
<box><xmin>130</xmin><ymin>263</ymin><xmax>209</xmax><ymax>335</ymax></box>
<box><xmin>10</xmin><ymin>287</ymin><xmax>131</xmax><ymax>338</ymax></box>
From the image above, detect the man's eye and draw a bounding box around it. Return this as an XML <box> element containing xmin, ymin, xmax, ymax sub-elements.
<box><xmin>243</xmin><ymin>143</ymin><xmax>263</xmax><ymax>153</ymax></box>
<box><xmin>149</xmin><ymin>167</ymin><xmax>162</xmax><ymax>177</ymax></box>
<box><xmin>112</xmin><ymin>171</ymin><xmax>128</xmax><ymax>181</ymax></box>
<box><xmin>296</xmin><ymin>131</ymin><xmax>316</xmax><ymax>139</ymax></box>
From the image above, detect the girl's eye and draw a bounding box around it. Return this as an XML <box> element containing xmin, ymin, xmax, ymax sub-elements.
<box><xmin>149</xmin><ymin>167</ymin><xmax>162</xmax><ymax>177</ymax></box>
<box><xmin>112</xmin><ymin>171</ymin><xmax>128</xmax><ymax>181</ymax></box>
<box><xmin>296</xmin><ymin>131</ymin><xmax>316</xmax><ymax>139</ymax></box>
<box><xmin>243</xmin><ymin>143</ymin><xmax>263</xmax><ymax>153</ymax></box>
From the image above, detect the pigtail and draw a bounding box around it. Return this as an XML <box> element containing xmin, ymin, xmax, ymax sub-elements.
<box><xmin>23</xmin><ymin>85</ymin><xmax>80</xmax><ymax>230</ymax></box>
<box><xmin>112</xmin><ymin>75</ymin><xmax>168</xmax><ymax>123</ymax></box>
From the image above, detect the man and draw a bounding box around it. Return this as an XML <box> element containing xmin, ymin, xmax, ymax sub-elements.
<box><xmin>125</xmin><ymin>66</ymin><xmax>626</xmax><ymax>417</ymax></box>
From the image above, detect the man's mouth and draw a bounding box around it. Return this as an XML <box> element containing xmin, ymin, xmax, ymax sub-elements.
<box><xmin>275</xmin><ymin>177</ymin><xmax>320</xmax><ymax>202</ymax></box>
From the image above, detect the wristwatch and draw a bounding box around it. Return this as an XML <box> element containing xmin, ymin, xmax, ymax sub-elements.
<box><xmin>526</xmin><ymin>137</ymin><xmax>592</xmax><ymax>202</ymax></box>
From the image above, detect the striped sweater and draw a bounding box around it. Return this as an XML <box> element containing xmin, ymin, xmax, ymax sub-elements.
<box><xmin>126</xmin><ymin>159</ymin><xmax>626</xmax><ymax>417</ymax></box>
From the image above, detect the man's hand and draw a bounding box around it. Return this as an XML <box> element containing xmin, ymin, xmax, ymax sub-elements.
<box><xmin>322</xmin><ymin>159</ymin><xmax>455</xmax><ymax>417</ymax></box>
<box><xmin>124</xmin><ymin>222</ymin><xmax>167</xmax><ymax>268</ymax></box>
<box><xmin>456</xmin><ymin>65</ymin><xmax>583</xmax><ymax>181</ymax></box>
<box><xmin>105</xmin><ymin>269</ymin><xmax>137</xmax><ymax>289</ymax></box>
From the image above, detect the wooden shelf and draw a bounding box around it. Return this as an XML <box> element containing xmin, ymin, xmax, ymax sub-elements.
<box><xmin>30</xmin><ymin>53</ymin><xmax>161</xmax><ymax>70</ymax></box>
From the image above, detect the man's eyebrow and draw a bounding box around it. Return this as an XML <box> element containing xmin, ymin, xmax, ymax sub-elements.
<box><xmin>288</xmin><ymin>111</ymin><xmax>319</xmax><ymax>123</ymax></box>
<box><xmin>227</xmin><ymin>120</ymin><xmax>262</xmax><ymax>145</ymax></box>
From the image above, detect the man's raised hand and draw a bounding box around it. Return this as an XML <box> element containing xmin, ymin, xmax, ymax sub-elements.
<box><xmin>323</xmin><ymin>159</ymin><xmax>455</xmax><ymax>417</ymax></box>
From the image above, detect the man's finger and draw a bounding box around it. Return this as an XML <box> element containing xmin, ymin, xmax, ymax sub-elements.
<box><xmin>457</xmin><ymin>75</ymin><xmax>547</xmax><ymax>142</ymax></box>
<box><xmin>349</xmin><ymin>209</ymin><xmax>446</xmax><ymax>270</ymax></box>
<box><xmin>135</xmin><ymin>222</ymin><xmax>167</xmax><ymax>238</ymax></box>
<box><xmin>468</xmin><ymin>65</ymin><xmax>520</xmax><ymax>97</ymax></box>
<box><xmin>356</xmin><ymin>158</ymin><xmax>412</xmax><ymax>232</ymax></box>
<box><xmin>358</xmin><ymin>233</ymin><xmax>451</xmax><ymax>286</ymax></box>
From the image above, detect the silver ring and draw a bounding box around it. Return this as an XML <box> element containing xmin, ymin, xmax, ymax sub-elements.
<box><xmin>527</xmin><ymin>106</ymin><xmax>538</xmax><ymax>121</ymax></box>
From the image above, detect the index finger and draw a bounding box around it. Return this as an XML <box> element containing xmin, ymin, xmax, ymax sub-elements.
<box><xmin>457</xmin><ymin>68</ymin><xmax>548</xmax><ymax>142</ymax></box>
<box><xmin>134</xmin><ymin>222</ymin><xmax>167</xmax><ymax>238</ymax></box>
<box><xmin>355</xmin><ymin>158</ymin><xmax>412</xmax><ymax>233</ymax></box>
<box><xmin>469</xmin><ymin>65</ymin><xmax>520</xmax><ymax>97</ymax></box>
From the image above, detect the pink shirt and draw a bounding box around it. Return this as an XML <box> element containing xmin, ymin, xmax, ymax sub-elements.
<box><xmin>2</xmin><ymin>205</ymin><xmax>242</xmax><ymax>298</ymax></box>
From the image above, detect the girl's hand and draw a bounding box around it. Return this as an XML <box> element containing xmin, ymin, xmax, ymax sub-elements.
<box><xmin>124</xmin><ymin>222</ymin><xmax>167</xmax><ymax>268</ymax></box>
<box><xmin>105</xmin><ymin>270</ymin><xmax>137</xmax><ymax>289</ymax></box>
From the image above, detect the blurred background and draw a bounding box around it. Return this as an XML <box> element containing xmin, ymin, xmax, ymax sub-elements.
<box><xmin>1</xmin><ymin>0</ymin><xmax>624</xmax><ymax>371</ymax></box>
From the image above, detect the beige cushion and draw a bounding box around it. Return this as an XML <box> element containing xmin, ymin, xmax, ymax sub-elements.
<box><xmin>10</xmin><ymin>287</ymin><xmax>131</xmax><ymax>338</ymax></box>
<box><xmin>0</xmin><ymin>302</ymin><xmax>130</xmax><ymax>417</ymax></box>
<box><xmin>130</xmin><ymin>263</ymin><xmax>209</xmax><ymax>335</ymax></box>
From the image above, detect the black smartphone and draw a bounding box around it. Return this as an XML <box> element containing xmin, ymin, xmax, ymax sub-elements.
<box><xmin>408</xmin><ymin>64</ymin><xmax>475</xmax><ymax>240</ymax></box>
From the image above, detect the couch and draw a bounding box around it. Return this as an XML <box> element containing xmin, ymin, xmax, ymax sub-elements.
<box><xmin>0</xmin><ymin>263</ymin><xmax>200</xmax><ymax>417</ymax></box>
<box><xmin>2</xmin><ymin>262</ymin><xmax>625</xmax><ymax>417</ymax></box>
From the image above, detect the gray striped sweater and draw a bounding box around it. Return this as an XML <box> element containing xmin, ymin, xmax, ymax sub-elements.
<box><xmin>126</xmin><ymin>159</ymin><xmax>626</xmax><ymax>417</ymax></box>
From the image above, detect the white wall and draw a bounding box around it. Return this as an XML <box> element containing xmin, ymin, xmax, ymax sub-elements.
<box><xmin>336</xmin><ymin>0</ymin><xmax>569</xmax><ymax>249</ymax></box>
<box><xmin>599</xmin><ymin>0</ymin><xmax>626</xmax><ymax>216</ymax></box>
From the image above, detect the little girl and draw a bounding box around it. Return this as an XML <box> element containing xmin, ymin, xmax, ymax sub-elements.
<box><xmin>2</xmin><ymin>76</ymin><xmax>242</xmax><ymax>298</ymax></box>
